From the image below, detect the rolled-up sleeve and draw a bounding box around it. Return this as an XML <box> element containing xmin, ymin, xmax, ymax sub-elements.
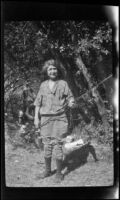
<box><xmin>34</xmin><ymin>85</ymin><xmax>43</xmax><ymax>107</ymax></box>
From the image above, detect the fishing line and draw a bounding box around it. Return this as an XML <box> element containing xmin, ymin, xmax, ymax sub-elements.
<box><xmin>34</xmin><ymin>74</ymin><xmax>113</xmax><ymax>129</ymax></box>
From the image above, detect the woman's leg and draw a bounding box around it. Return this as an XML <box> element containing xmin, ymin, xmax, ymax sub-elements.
<box><xmin>53</xmin><ymin>139</ymin><xmax>64</xmax><ymax>183</ymax></box>
<box><xmin>39</xmin><ymin>137</ymin><xmax>53</xmax><ymax>178</ymax></box>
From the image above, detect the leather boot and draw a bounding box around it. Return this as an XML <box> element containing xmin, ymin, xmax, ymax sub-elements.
<box><xmin>54</xmin><ymin>159</ymin><xmax>64</xmax><ymax>183</ymax></box>
<box><xmin>38</xmin><ymin>157</ymin><xmax>52</xmax><ymax>179</ymax></box>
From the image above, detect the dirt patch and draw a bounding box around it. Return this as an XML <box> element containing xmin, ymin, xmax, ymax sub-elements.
<box><xmin>5</xmin><ymin>138</ymin><xmax>113</xmax><ymax>187</ymax></box>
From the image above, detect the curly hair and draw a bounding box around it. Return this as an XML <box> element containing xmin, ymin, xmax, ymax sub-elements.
<box><xmin>41</xmin><ymin>59</ymin><xmax>66</xmax><ymax>81</ymax></box>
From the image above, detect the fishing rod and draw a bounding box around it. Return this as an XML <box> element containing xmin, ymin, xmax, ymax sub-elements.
<box><xmin>75</xmin><ymin>74</ymin><xmax>113</xmax><ymax>101</ymax></box>
<box><xmin>25</xmin><ymin>74</ymin><xmax>113</xmax><ymax>129</ymax></box>
<box><xmin>95</xmin><ymin>74</ymin><xmax>112</xmax><ymax>88</ymax></box>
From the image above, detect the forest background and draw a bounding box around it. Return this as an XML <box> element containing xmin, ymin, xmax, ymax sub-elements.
<box><xmin>4</xmin><ymin>20</ymin><xmax>113</xmax><ymax>148</ymax></box>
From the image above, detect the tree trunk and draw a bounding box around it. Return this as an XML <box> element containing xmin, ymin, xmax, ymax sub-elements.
<box><xmin>75</xmin><ymin>55</ymin><xmax>108</xmax><ymax>124</ymax></box>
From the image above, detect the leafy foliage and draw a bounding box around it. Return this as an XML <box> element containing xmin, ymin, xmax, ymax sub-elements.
<box><xmin>4</xmin><ymin>20</ymin><xmax>113</xmax><ymax>147</ymax></box>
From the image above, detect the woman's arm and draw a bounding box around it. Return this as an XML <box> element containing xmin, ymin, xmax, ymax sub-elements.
<box><xmin>34</xmin><ymin>106</ymin><xmax>40</xmax><ymax>128</ymax></box>
<box><xmin>64</xmin><ymin>82</ymin><xmax>75</xmax><ymax>108</ymax></box>
<box><xmin>33</xmin><ymin>84</ymin><xmax>43</xmax><ymax>128</ymax></box>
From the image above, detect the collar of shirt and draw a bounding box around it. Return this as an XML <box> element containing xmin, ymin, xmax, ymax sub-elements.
<box><xmin>46</xmin><ymin>80</ymin><xmax>59</xmax><ymax>95</ymax></box>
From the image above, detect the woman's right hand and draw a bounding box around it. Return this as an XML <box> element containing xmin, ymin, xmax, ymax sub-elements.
<box><xmin>34</xmin><ymin>118</ymin><xmax>39</xmax><ymax>129</ymax></box>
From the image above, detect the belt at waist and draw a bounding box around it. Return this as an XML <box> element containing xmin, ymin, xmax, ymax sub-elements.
<box><xmin>40</xmin><ymin>111</ymin><xmax>65</xmax><ymax>117</ymax></box>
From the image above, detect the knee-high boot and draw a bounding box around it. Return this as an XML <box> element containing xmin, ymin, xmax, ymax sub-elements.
<box><xmin>39</xmin><ymin>157</ymin><xmax>52</xmax><ymax>179</ymax></box>
<box><xmin>55</xmin><ymin>159</ymin><xmax>64</xmax><ymax>183</ymax></box>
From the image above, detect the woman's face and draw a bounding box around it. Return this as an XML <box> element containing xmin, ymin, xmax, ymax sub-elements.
<box><xmin>47</xmin><ymin>65</ymin><xmax>58</xmax><ymax>80</ymax></box>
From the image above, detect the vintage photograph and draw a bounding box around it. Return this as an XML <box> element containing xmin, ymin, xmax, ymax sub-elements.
<box><xmin>4</xmin><ymin>19</ymin><xmax>115</xmax><ymax>188</ymax></box>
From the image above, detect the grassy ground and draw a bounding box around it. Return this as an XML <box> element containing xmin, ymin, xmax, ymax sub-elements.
<box><xmin>5</xmin><ymin>134</ymin><xmax>114</xmax><ymax>187</ymax></box>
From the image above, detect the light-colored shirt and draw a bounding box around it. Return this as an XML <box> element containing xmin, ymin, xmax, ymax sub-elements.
<box><xmin>34</xmin><ymin>80</ymin><xmax>74</xmax><ymax>115</ymax></box>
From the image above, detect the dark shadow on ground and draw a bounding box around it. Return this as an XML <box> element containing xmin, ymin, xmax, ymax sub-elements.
<box><xmin>62</xmin><ymin>143</ymin><xmax>99</xmax><ymax>175</ymax></box>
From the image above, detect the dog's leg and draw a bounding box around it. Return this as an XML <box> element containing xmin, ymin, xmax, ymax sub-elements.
<box><xmin>88</xmin><ymin>144</ymin><xmax>99</xmax><ymax>162</ymax></box>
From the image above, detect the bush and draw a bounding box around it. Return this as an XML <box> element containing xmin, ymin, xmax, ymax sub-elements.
<box><xmin>71</xmin><ymin>108</ymin><xmax>113</xmax><ymax>148</ymax></box>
